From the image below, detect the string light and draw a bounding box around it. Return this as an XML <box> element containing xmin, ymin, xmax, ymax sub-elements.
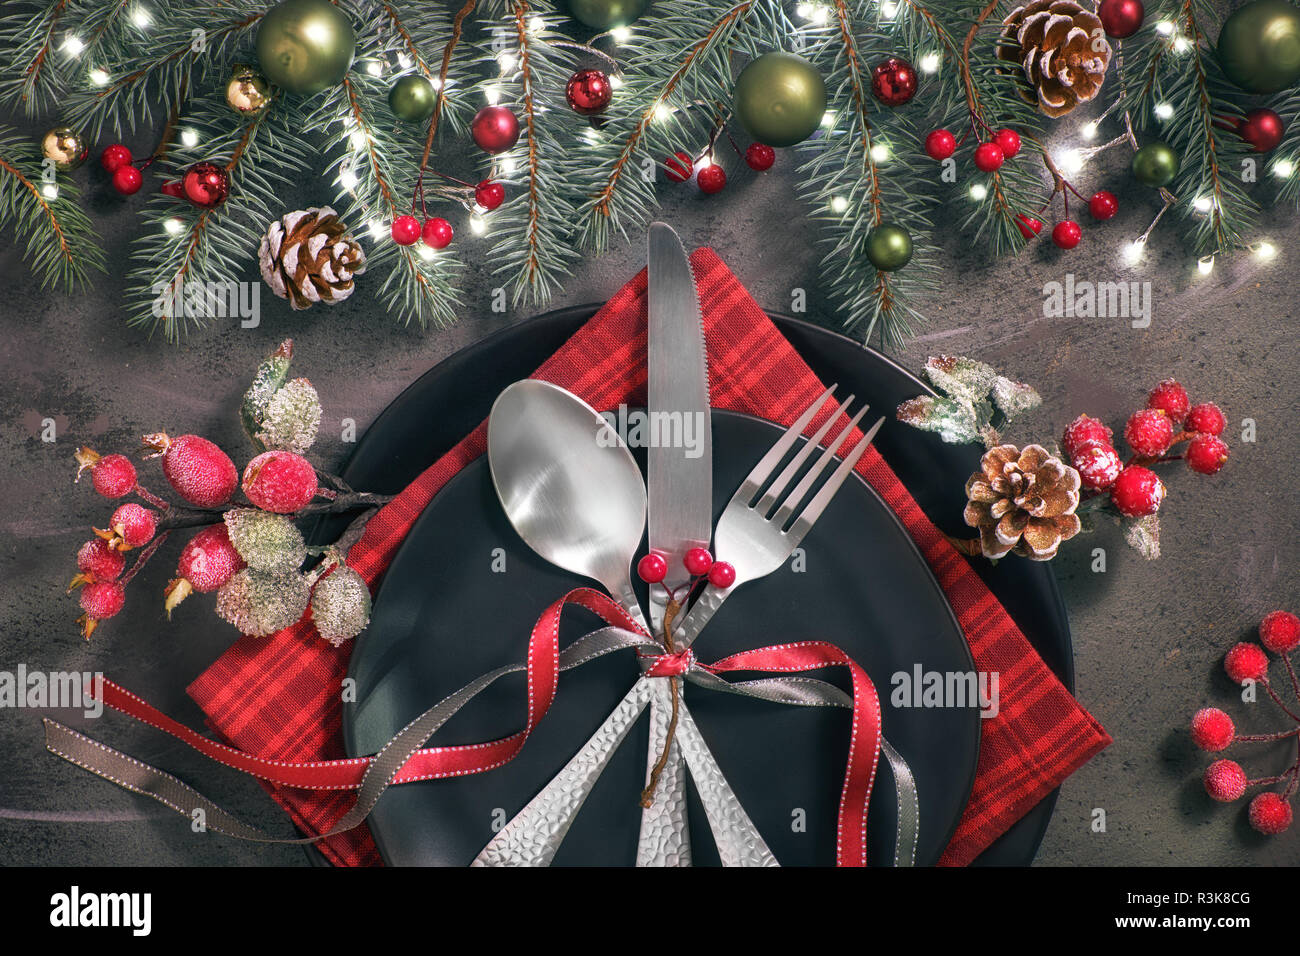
<box><xmin>880</xmin><ymin>0</ymin><xmax>899</xmax><ymax>17</ymax></box>
<box><xmin>470</xmin><ymin>215</ymin><xmax>487</xmax><ymax>235</ymax></box>
<box><xmin>164</xmin><ymin>217</ymin><xmax>184</xmax><ymax>235</ymax></box>
<box><xmin>89</xmin><ymin>67</ymin><xmax>110</xmax><ymax>86</ymax></box>
<box><xmin>1058</xmin><ymin>148</ymin><xmax>1083</xmax><ymax>175</ymax></box>
<box><xmin>428</xmin><ymin>76</ymin><xmax>443</xmax><ymax>91</ymax></box>
<box><xmin>41</xmin><ymin>183</ymin><xmax>59</xmax><ymax>200</ymax></box>
<box><xmin>811</xmin><ymin>4</ymin><xmax>830</xmax><ymax>23</ymax></box>
<box><xmin>653</xmin><ymin>102</ymin><xmax>672</xmax><ymax>122</ymax></box>
<box><xmin>62</xmin><ymin>36</ymin><xmax>85</xmax><ymax>56</ymax></box>
<box><xmin>130</xmin><ymin>6</ymin><xmax>152</xmax><ymax>28</ymax></box>
<box><xmin>584</xmin><ymin>127</ymin><xmax>601</xmax><ymax>145</ymax></box>
<box><xmin>1173</xmin><ymin>36</ymin><xmax>1190</xmax><ymax>54</ymax></box>
<box><xmin>1081</xmin><ymin>122</ymin><xmax>1097</xmax><ymax>140</ymax></box>
<box><xmin>1154</xmin><ymin>102</ymin><xmax>1173</xmax><ymax>121</ymax></box>
<box><xmin>365</xmin><ymin>59</ymin><xmax>383</xmax><ymax>76</ymax></box>
<box><xmin>1123</xmin><ymin>240</ymin><xmax>1145</xmax><ymax>264</ymax></box>
<box><xmin>610</xmin><ymin>26</ymin><xmax>631</xmax><ymax>43</ymax></box>
<box><xmin>497</xmin><ymin>52</ymin><xmax>517</xmax><ymax>72</ymax></box>
<box><xmin>1192</xmin><ymin>195</ymin><xmax>1212</xmax><ymax>213</ymax></box>
<box><xmin>180</xmin><ymin>127</ymin><xmax>198</xmax><ymax>148</ymax></box>
<box><xmin>830</xmin><ymin>196</ymin><xmax>848</xmax><ymax>213</ymax></box>
<box><xmin>1155</xmin><ymin>20</ymin><xmax>1175</xmax><ymax>34</ymax></box>
<box><xmin>1256</xmin><ymin>241</ymin><xmax>1277</xmax><ymax>260</ymax></box>
<box><xmin>607</xmin><ymin>73</ymin><xmax>623</xmax><ymax>90</ymax></box>
<box><xmin>821</xmin><ymin>110</ymin><xmax>836</xmax><ymax>128</ymax></box>
<box><xmin>368</xmin><ymin>220</ymin><xmax>385</xmax><ymax>241</ymax></box>
<box><xmin>870</xmin><ymin>141</ymin><xmax>890</xmax><ymax>163</ymax></box>
<box><xmin>528</xmin><ymin>15</ymin><xmax>546</xmax><ymax>32</ymax></box>
<box><xmin>339</xmin><ymin>166</ymin><xmax>358</xmax><ymax>190</ymax></box>
<box><xmin>397</xmin><ymin>53</ymin><xmax>411</xmax><ymax>69</ymax></box>
<box><xmin>349</xmin><ymin>129</ymin><xmax>367</xmax><ymax>151</ymax></box>
<box><xmin>485</xmin><ymin>84</ymin><xmax>501</xmax><ymax>105</ymax></box>
<box><xmin>969</xmin><ymin>183</ymin><xmax>988</xmax><ymax>200</ymax></box>
<box><xmin>1273</xmin><ymin>158</ymin><xmax>1295</xmax><ymax>178</ymax></box>
<box><xmin>418</xmin><ymin>244</ymin><xmax>436</xmax><ymax>261</ymax></box>
<box><xmin>796</xmin><ymin>2</ymin><xmax>813</xmax><ymax>17</ymax></box>
<box><xmin>919</xmin><ymin>52</ymin><xmax>941</xmax><ymax>74</ymax></box>
<box><xmin>1197</xmin><ymin>254</ymin><xmax>1215</xmax><ymax>276</ymax></box>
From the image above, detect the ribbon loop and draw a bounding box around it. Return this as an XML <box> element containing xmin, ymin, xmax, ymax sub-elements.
<box><xmin>643</xmin><ymin>648</ymin><xmax>695</xmax><ymax>678</ymax></box>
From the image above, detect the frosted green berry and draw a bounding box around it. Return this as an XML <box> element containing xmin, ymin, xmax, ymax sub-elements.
<box><xmin>215</xmin><ymin>568</ymin><xmax>310</xmax><ymax>637</ymax></box>
<box><xmin>223</xmin><ymin>508</ymin><xmax>306</xmax><ymax>572</ymax></box>
<box><xmin>257</xmin><ymin>378</ymin><xmax>321</xmax><ymax>455</ymax></box>
<box><xmin>241</xmin><ymin>340</ymin><xmax>294</xmax><ymax>451</ymax></box>
<box><xmin>309</xmin><ymin>566</ymin><xmax>372</xmax><ymax>646</ymax></box>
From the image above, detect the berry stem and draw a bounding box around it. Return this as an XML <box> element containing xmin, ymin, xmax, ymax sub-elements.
<box><xmin>1235</xmin><ymin>728</ymin><xmax>1300</xmax><ymax>742</ymax></box>
<box><xmin>1264</xmin><ymin>681</ymin><xmax>1300</xmax><ymax>723</ymax></box>
<box><xmin>133</xmin><ymin>483</ymin><xmax>170</xmax><ymax>510</ymax></box>
<box><xmin>1283</xmin><ymin>654</ymin><xmax>1300</xmax><ymax>704</ymax></box>
<box><xmin>119</xmin><ymin>532</ymin><xmax>169</xmax><ymax>586</ymax></box>
<box><xmin>153</xmin><ymin>491</ymin><xmax>397</xmax><ymax>533</ymax></box>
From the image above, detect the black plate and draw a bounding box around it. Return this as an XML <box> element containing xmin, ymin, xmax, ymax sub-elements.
<box><xmin>320</xmin><ymin>307</ymin><xmax>1073</xmax><ymax>867</ymax></box>
<box><xmin>345</xmin><ymin>410</ymin><xmax>979</xmax><ymax>866</ymax></box>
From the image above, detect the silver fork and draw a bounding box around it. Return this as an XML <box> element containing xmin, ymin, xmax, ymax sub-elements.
<box><xmin>670</xmin><ymin>385</ymin><xmax>885</xmax><ymax>651</ymax></box>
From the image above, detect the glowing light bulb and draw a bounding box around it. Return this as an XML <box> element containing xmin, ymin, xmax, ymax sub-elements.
<box><xmin>1173</xmin><ymin>36</ymin><xmax>1190</xmax><ymax>54</ymax></box>
<box><xmin>429</xmin><ymin>76</ymin><xmax>443</xmax><ymax>91</ymax></box>
<box><xmin>969</xmin><ymin>183</ymin><xmax>988</xmax><ymax>200</ymax></box>
<box><xmin>1154</xmin><ymin>102</ymin><xmax>1173</xmax><ymax>121</ymax></box>
<box><xmin>63</xmin><ymin>36</ymin><xmax>85</xmax><ymax>56</ymax></box>
<box><xmin>654</xmin><ymin>102</ymin><xmax>672</xmax><ymax>123</ymax></box>
<box><xmin>1256</xmin><ymin>241</ymin><xmax>1277</xmax><ymax>260</ymax></box>
<box><xmin>611</xmin><ymin>26</ymin><xmax>631</xmax><ymax>43</ymax></box>
<box><xmin>164</xmin><ymin>217</ymin><xmax>184</xmax><ymax>236</ymax></box>
<box><xmin>365</xmin><ymin>59</ymin><xmax>383</xmax><ymax>76</ymax></box>
<box><xmin>180</xmin><ymin>127</ymin><xmax>198</xmax><ymax>148</ymax></box>
<box><xmin>529</xmin><ymin>15</ymin><xmax>546</xmax><ymax>32</ymax></box>
<box><xmin>919</xmin><ymin>52</ymin><xmax>941</xmax><ymax>74</ymax></box>
<box><xmin>608</xmin><ymin>73</ymin><xmax>623</xmax><ymax>90</ymax></box>
<box><xmin>349</xmin><ymin>129</ymin><xmax>367</xmax><ymax>151</ymax></box>
<box><xmin>870</xmin><ymin>141</ymin><xmax>890</xmax><ymax>163</ymax></box>
<box><xmin>41</xmin><ymin>183</ymin><xmax>59</xmax><ymax>200</ymax></box>
<box><xmin>1274</xmin><ymin>158</ymin><xmax>1295</xmax><ymax>178</ymax></box>
<box><xmin>418</xmin><ymin>244</ymin><xmax>436</xmax><ymax>261</ymax></box>
<box><xmin>1058</xmin><ymin>149</ymin><xmax>1083</xmax><ymax>175</ymax></box>
<box><xmin>1193</xmin><ymin>195</ymin><xmax>1212</xmax><ymax>213</ymax></box>
<box><xmin>1155</xmin><ymin>20</ymin><xmax>1174</xmax><ymax>35</ymax></box>
<box><xmin>796</xmin><ymin>2</ymin><xmax>813</xmax><ymax>18</ymax></box>
<box><xmin>131</xmin><ymin>6</ymin><xmax>152</xmax><ymax>28</ymax></box>
<box><xmin>89</xmin><ymin>67</ymin><xmax>110</xmax><ymax>86</ymax></box>
<box><xmin>485</xmin><ymin>84</ymin><xmax>501</xmax><ymax>105</ymax></box>
<box><xmin>1081</xmin><ymin>122</ymin><xmax>1098</xmax><ymax>140</ymax></box>
<box><xmin>584</xmin><ymin>127</ymin><xmax>601</xmax><ymax>144</ymax></box>
<box><xmin>821</xmin><ymin>110</ymin><xmax>836</xmax><ymax>129</ymax></box>
<box><xmin>397</xmin><ymin>53</ymin><xmax>411</xmax><ymax>69</ymax></box>
<box><xmin>339</xmin><ymin>167</ymin><xmax>358</xmax><ymax>189</ymax></box>
<box><xmin>1197</xmin><ymin>254</ymin><xmax>1214</xmax><ymax>276</ymax></box>
<box><xmin>470</xmin><ymin>215</ymin><xmax>487</xmax><ymax>235</ymax></box>
<box><xmin>830</xmin><ymin>196</ymin><xmax>848</xmax><ymax>213</ymax></box>
<box><xmin>881</xmin><ymin>0</ymin><xmax>899</xmax><ymax>17</ymax></box>
<box><xmin>368</xmin><ymin>220</ymin><xmax>385</xmax><ymax>240</ymax></box>
<box><xmin>1123</xmin><ymin>240</ymin><xmax>1145</xmax><ymax>264</ymax></box>
<box><xmin>812</xmin><ymin>5</ymin><xmax>830</xmax><ymax>23</ymax></box>
<box><xmin>498</xmin><ymin>52</ymin><xmax>517</xmax><ymax>73</ymax></box>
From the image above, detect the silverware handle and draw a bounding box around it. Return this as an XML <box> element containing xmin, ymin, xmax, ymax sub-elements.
<box><xmin>674</xmin><ymin>583</ymin><xmax>730</xmax><ymax>649</ymax></box>
<box><xmin>615</xmin><ymin>577</ymin><xmax>651</xmax><ymax>634</ymax></box>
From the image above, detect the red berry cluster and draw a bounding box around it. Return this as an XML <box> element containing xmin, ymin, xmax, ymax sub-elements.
<box><xmin>660</xmin><ymin>139</ymin><xmax>775</xmax><ymax>197</ymax></box>
<box><xmin>638</xmin><ymin>546</ymin><xmax>736</xmax><ymax>594</ymax></box>
<box><xmin>1061</xmin><ymin>379</ymin><xmax>1230</xmax><ymax>520</ymax></box>
<box><xmin>924</xmin><ymin>126</ymin><xmax>1022</xmax><ymax>171</ymax></box>
<box><xmin>391</xmin><ymin>214</ymin><xmax>454</xmax><ymax>249</ymax></box>
<box><xmin>1193</xmin><ymin>610</ymin><xmax>1300</xmax><ymax>835</ymax></box>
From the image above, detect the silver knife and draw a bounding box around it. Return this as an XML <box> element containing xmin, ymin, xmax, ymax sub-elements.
<box><xmin>638</xmin><ymin>222</ymin><xmax>713</xmax><ymax>866</ymax></box>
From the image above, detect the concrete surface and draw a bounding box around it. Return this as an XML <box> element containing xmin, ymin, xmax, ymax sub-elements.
<box><xmin>1</xmin><ymin>18</ymin><xmax>1297</xmax><ymax>866</ymax></box>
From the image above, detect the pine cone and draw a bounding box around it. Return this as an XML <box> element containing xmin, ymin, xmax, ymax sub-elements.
<box><xmin>998</xmin><ymin>0</ymin><xmax>1112</xmax><ymax>118</ymax></box>
<box><xmin>258</xmin><ymin>207</ymin><xmax>366</xmax><ymax>310</ymax></box>
<box><xmin>963</xmin><ymin>444</ymin><xmax>1082</xmax><ymax>560</ymax></box>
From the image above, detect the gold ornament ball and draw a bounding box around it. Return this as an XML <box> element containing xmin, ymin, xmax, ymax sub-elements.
<box><xmin>1217</xmin><ymin>0</ymin><xmax>1300</xmax><ymax>94</ymax></box>
<box><xmin>40</xmin><ymin>126</ymin><xmax>89</xmax><ymax>171</ymax></box>
<box><xmin>255</xmin><ymin>0</ymin><xmax>356</xmax><ymax>97</ymax></box>
<box><xmin>226</xmin><ymin>64</ymin><xmax>272</xmax><ymax>114</ymax></box>
<box><xmin>733</xmin><ymin>51</ymin><xmax>827</xmax><ymax>149</ymax></box>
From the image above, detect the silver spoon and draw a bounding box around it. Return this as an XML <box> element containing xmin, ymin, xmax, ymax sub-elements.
<box><xmin>487</xmin><ymin>379</ymin><xmax>649</xmax><ymax>629</ymax></box>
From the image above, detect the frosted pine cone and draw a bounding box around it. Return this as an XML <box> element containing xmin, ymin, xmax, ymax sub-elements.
<box><xmin>998</xmin><ymin>0</ymin><xmax>1111</xmax><ymax>118</ymax></box>
<box><xmin>258</xmin><ymin>207</ymin><xmax>366</xmax><ymax>310</ymax></box>
<box><xmin>963</xmin><ymin>444</ymin><xmax>1082</xmax><ymax>560</ymax></box>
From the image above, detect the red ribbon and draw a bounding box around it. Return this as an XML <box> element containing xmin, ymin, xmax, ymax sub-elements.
<box><xmin>82</xmin><ymin>588</ymin><xmax>881</xmax><ymax>866</ymax></box>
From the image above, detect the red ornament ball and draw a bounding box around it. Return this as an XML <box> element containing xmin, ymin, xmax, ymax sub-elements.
<box><xmin>1186</xmin><ymin>402</ymin><xmax>1226</xmax><ymax>436</ymax></box>
<box><xmin>1015</xmin><ymin>214</ymin><xmax>1043</xmax><ymax>239</ymax></box>
<box><xmin>637</xmin><ymin>552</ymin><xmax>668</xmax><ymax>584</ymax></box>
<box><xmin>924</xmin><ymin>129</ymin><xmax>956</xmax><ymax>161</ymax></box>
<box><xmin>1203</xmin><ymin>759</ymin><xmax>1248</xmax><ymax>802</ymax></box>
<box><xmin>565</xmin><ymin>68</ymin><xmax>613</xmax><ymax>116</ymax></box>
<box><xmin>1098</xmin><ymin>0</ymin><xmax>1144</xmax><ymax>38</ymax></box>
<box><xmin>696</xmin><ymin>163</ymin><xmax>727</xmax><ymax>194</ymax></box>
<box><xmin>1249</xmin><ymin>792</ymin><xmax>1293</xmax><ymax>835</ymax></box>
<box><xmin>1089</xmin><ymin>190</ymin><xmax>1118</xmax><ymax>221</ymax></box>
<box><xmin>160</xmin><ymin>179</ymin><xmax>186</xmax><ymax>200</ymax></box>
<box><xmin>994</xmin><ymin>128</ymin><xmax>1021</xmax><ymax>158</ymax></box>
<box><xmin>1109</xmin><ymin>464</ymin><xmax>1165</xmax><ymax>517</ymax></box>
<box><xmin>422</xmin><ymin>216</ymin><xmax>453</xmax><ymax>249</ymax></box>
<box><xmin>1224</xmin><ymin>642</ymin><xmax>1270</xmax><ymax>685</ymax></box>
<box><xmin>1124</xmin><ymin>408</ymin><xmax>1175</xmax><ymax>457</ymax></box>
<box><xmin>471</xmin><ymin>105</ymin><xmax>521</xmax><ymax>154</ymax></box>
<box><xmin>1073</xmin><ymin>441</ymin><xmax>1123</xmax><ymax>490</ymax></box>
<box><xmin>707</xmin><ymin>561</ymin><xmax>736</xmax><ymax>589</ymax></box>
<box><xmin>1051</xmin><ymin>219</ymin><xmax>1082</xmax><ymax>249</ymax></box>
<box><xmin>391</xmin><ymin>215</ymin><xmax>421</xmax><ymax>246</ymax></box>
<box><xmin>100</xmin><ymin>144</ymin><xmax>133</xmax><ymax>173</ymax></box>
<box><xmin>745</xmin><ymin>143</ymin><xmax>775</xmax><ymax>171</ymax></box>
<box><xmin>1260</xmin><ymin>611</ymin><xmax>1300</xmax><ymax>654</ymax></box>
<box><xmin>181</xmin><ymin>161</ymin><xmax>230</xmax><ymax>208</ymax></box>
<box><xmin>870</xmin><ymin>57</ymin><xmax>917</xmax><ymax>107</ymax></box>
<box><xmin>1063</xmin><ymin>414</ymin><xmax>1114</xmax><ymax>458</ymax></box>
<box><xmin>1238</xmin><ymin>107</ymin><xmax>1285</xmax><ymax>153</ymax></box>
<box><xmin>1147</xmin><ymin>379</ymin><xmax>1190</xmax><ymax>424</ymax></box>
<box><xmin>1186</xmin><ymin>434</ymin><xmax>1230</xmax><ymax>474</ymax></box>
<box><xmin>683</xmin><ymin>547</ymin><xmax>714</xmax><ymax>576</ymax></box>
<box><xmin>111</xmin><ymin>164</ymin><xmax>143</xmax><ymax>195</ymax></box>
<box><xmin>973</xmin><ymin>142</ymin><xmax>1005</xmax><ymax>172</ymax></box>
<box><xmin>475</xmin><ymin>179</ymin><xmax>505</xmax><ymax>211</ymax></box>
<box><xmin>1190</xmin><ymin>707</ymin><xmax>1236</xmax><ymax>752</ymax></box>
<box><xmin>663</xmin><ymin>151</ymin><xmax>694</xmax><ymax>183</ymax></box>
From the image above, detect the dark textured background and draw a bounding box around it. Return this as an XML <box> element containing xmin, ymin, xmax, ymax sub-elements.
<box><xmin>2</xmin><ymin>8</ymin><xmax>1298</xmax><ymax>865</ymax></box>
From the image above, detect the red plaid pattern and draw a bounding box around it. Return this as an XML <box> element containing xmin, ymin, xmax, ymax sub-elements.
<box><xmin>188</xmin><ymin>249</ymin><xmax>1110</xmax><ymax>867</ymax></box>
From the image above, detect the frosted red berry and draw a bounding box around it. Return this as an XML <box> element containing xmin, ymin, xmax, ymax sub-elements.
<box><xmin>111</xmin><ymin>164</ymin><xmax>143</xmax><ymax>196</ymax></box>
<box><xmin>683</xmin><ymin>547</ymin><xmax>714</xmax><ymax>576</ymax></box>
<box><xmin>924</xmin><ymin>129</ymin><xmax>956</xmax><ymax>160</ymax></box>
<box><xmin>474</xmin><ymin>180</ymin><xmax>505</xmax><ymax>211</ymax></box>
<box><xmin>1015</xmin><ymin>214</ymin><xmax>1043</xmax><ymax>239</ymax></box>
<box><xmin>1072</xmin><ymin>440</ymin><xmax>1122</xmax><ymax>490</ymax></box>
<box><xmin>80</xmin><ymin>581</ymin><xmax>125</xmax><ymax>621</ymax></box>
<box><xmin>1088</xmin><ymin>190</ymin><xmax>1118</xmax><ymax>221</ymax></box>
<box><xmin>177</xmin><ymin>524</ymin><xmax>245</xmax><ymax>593</ymax></box>
<box><xmin>1109</xmin><ymin>465</ymin><xmax>1165</xmax><ymax>517</ymax></box>
<box><xmin>1260</xmin><ymin>611</ymin><xmax>1300</xmax><ymax>654</ymax></box>
<box><xmin>1186</xmin><ymin>434</ymin><xmax>1229</xmax><ymax>475</ymax></box>
<box><xmin>241</xmin><ymin>450</ymin><xmax>319</xmax><ymax>514</ymax></box>
<box><xmin>1062</xmin><ymin>414</ymin><xmax>1113</xmax><ymax>459</ymax></box>
<box><xmin>1146</xmin><ymin>379</ymin><xmax>1190</xmax><ymax>424</ymax></box>
<box><xmin>994</xmin><ymin>128</ymin><xmax>1021</xmax><ymax>159</ymax></box>
<box><xmin>1249</xmin><ymin>792</ymin><xmax>1293</xmax><ymax>835</ymax></box>
<box><xmin>144</xmin><ymin>433</ymin><xmax>238</xmax><ymax>508</ymax></box>
<box><xmin>391</xmin><ymin>215</ymin><xmax>421</xmax><ymax>245</ymax></box>
<box><xmin>76</xmin><ymin>538</ymin><xmax>125</xmax><ymax>583</ymax></box>
<box><xmin>973</xmin><ymin>142</ymin><xmax>1004</xmax><ymax>172</ymax></box>
<box><xmin>696</xmin><ymin>164</ymin><xmax>727</xmax><ymax>194</ymax></box>
<box><xmin>109</xmin><ymin>503</ymin><xmax>156</xmax><ymax>549</ymax></box>
<box><xmin>95</xmin><ymin>454</ymin><xmax>138</xmax><ymax>498</ymax></box>
<box><xmin>422</xmin><ymin>217</ymin><xmax>453</xmax><ymax>249</ymax></box>
<box><xmin>1224</xmin><ymin>642</ymin><xmax>1269</xmax><ymax>685</ymax></box>
<box><xmin>663</xmin><ymin>151</ymin><xmax>693</xmax><ymax>183</ymax></box>
<box><xmin>707</xmin><ymin>561</ymin><xmax>736</xmax><ymax>589</ymax></box>
<box><xmin>100</xmin><ymin>144</ymin><xmax>133</xmax><ymax>173</ymax></box>
<box><xmin>1124</xmin><ymin>408</ymin><xmax>1175</xmax><ymax>457</ymax></box>
<box><xmin>1051</xmin><ymin>220</ymin><xmax>1082</xmax><ymax>249</ymax></box>
<box><xmin>1191</xmin><ymin>707</ymin><xmax>1235</xmax><ymax>752</ymax></box>
<box><xmin>637</xmin><ymin>553</ymin><xmax>668</xmax><ymax>584</ymax></box>
<box><xmin>1203</xmin><ymin>759</ymin><xmax>1248</xmax><ymax>802</ymax></box>
<box><xmin>745</xmin><ymin>143</ymin><xmax>775</xmax><ymax>171</ymax></box>
<box><xmin>1186</xmin><ymin>402</ymin><xmax>1226</xmax><ymax>436</ymax></box>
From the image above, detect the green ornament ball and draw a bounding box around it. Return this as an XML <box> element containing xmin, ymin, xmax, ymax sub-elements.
<box><xmin>566</xmin><ymin>0</ymin><xmax>651</xmax><ymax>31</ymax></box>
<box><xmin>733</xmin><ymin>51</ymin><xmax>827</xmax><ymax>149</ymax></box>
<box><xmin>1131</xmin><ymin>142</ymin><xmax>1180</xmax><ymax>188</ymax></box>
<box><xmin>388</xmin><ymin>74</ymin><xmax>437</xmax><ymax>122</ymax></box>
<box><xmin>865</xmin><ymin>223</ymin><xmax>913</xmax><ymax>271</ymax></box>
<box><xmin>1217</xmin><ymin>0</ymin><xmax>1300</xmax><ymax>94</ymax></box>
<box><xmin>255</xmin><ymin>0</ymin><xmax>356</xmax><ymax>96</ymax></box>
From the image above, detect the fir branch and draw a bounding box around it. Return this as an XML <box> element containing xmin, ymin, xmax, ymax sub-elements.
<box><xmin>0</xmin><ymin>0</ymin><xmax>70</xmax><ymax>116</ymax></box>
<box><xmin>0</xmin><ymin>124</ymin><xmax>105</xmax><ymax>289</ymax></box>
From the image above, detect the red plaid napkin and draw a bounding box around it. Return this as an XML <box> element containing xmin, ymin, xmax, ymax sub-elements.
<box><xmin>189</xmin><ymin>248</ymin><xmax>1110</xmax><ymax>867</ymax></box>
